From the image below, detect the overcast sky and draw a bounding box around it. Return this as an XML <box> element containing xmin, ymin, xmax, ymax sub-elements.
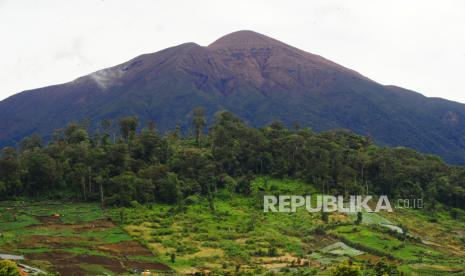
<box><xmin>1</xmin><ymin>0</ymin><xmax>464</xmax><ymax>103</ymax></box>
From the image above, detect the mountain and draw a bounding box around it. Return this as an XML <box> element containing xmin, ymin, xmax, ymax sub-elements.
<box><xmin>1</xmin><ymin>30</ymin><xmax>465</xmax><ymax>164</ymax></box>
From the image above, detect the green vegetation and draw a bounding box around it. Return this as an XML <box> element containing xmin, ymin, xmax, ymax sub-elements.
<box><xmin>1</xmin><ymin>110</ymin><xmax>464</xmax><ymax>211</ymax></box>
<box><xmin>1</xmin><ymin>184</ymin><xmax>464</xmax><ymax>274</ymax></box>
<box><xmin>331</xmin><ymin>261</ymin><xmax>361</xmax><ymax>276</ymax></box>
<box><xmin>0</xmin><ymin>109</ymin><xmax>464</xmax><ymax>274</ymax></box>
<box><xmin>106</xmin><ymin>178</ymin><xmax>464</xmax><ymax>274</ymax></box>
<box><xmin>0</xmin><ymin>202</ymin><xmax>169</xmax><ymax>275</ymax></box>
<box><xmin>0</xmin><ymin>260</ymin><xmax>21</xmax><ymax>276</ymax></box>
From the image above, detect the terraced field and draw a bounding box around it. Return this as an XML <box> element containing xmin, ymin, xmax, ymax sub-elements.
<box><xmin>0</xmin><ymin>202</ymin><xmax>171</xmax><ymax>275</ymax></box>
<box><xmin>1</xmin><ymin>178</ymin><xmax>465</xmax><ymax>275</ymax></box>
<box><xmin>109</xmin><ymin>178</ymin><xmax>465</xmax><ymax>275</ymax></box>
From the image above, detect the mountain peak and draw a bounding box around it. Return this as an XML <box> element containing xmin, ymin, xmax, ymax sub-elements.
<box><xmin>208</xmin><ymin>30</ymin><xmax>282</xmax><ymax>48</ymax></box>
<box><xmin>2</xmin><ymin>30</ymin><xmax>465</xmax><ymax>164</ymax></box>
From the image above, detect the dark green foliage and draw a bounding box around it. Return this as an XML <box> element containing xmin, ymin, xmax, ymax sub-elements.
<box><xmin>322</xmin><ymin>211</ymin><xmax>329</xmax><ymax>223</ymax></box>
<box><xmin>268</xmin><ymin>245</ymin><xmax>278</xmax><ymax>257</ymax></box>
<box><xmin>119</xmin><ymin>116</ymin><xmax>138</xmax><ymax>141</ymax></box>
<box><xmin>170</xmin><ymin>252</ymin><xmax>176</xmax><ymax>263</ymax></box>
<box><xmin>355</xmin><ymin>212</ymin><xmax>362</xmax><ymax>225</ymax></box>
<box><xmin>373</xmin><ymin>261</ymin><xmax>400</xmax><ymax>276</ymax></box>
<box><xmin>192</xmin><ymin>107</ymin><xmax>206</xmax><ymax>145</ymax></box>
<box><xmin>0</xmin><ymin>109</ymin><xmax>464</xmax><ymax>212</ymax></box>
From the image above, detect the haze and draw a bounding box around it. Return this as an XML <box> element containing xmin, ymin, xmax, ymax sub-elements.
<box><xmin>0</xmin><ymin>0</ymin><xmax>464</xmax><ymax>102</ymax></box>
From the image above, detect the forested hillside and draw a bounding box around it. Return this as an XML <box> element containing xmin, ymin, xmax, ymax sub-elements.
<box><xmin>1</xmin><ymin>108</ymin><xmax>464</xmax><ymax>211</ymax></box>
<box><xmin>3</xmin><ymin>31</ymin><xmax>465</xmax><ymax>164</ymax></box>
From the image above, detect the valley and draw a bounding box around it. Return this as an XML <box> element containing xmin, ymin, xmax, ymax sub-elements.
<box><xmin>1</xmin><ymin>178</ymin><xmax>464</xmax><ymax>275</ymax></box>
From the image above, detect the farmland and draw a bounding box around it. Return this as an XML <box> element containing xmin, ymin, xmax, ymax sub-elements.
<box><xmin>1</xmin><ymin>178</ymin><xmax>465</xmax><ymax>275</ymax></box>
<box><xmin>0</xmin><ymin>202</ymin><xmax>171</xmax><ymax>275</ymax></box>
<box><xmin>114</xmin><ymin>178</ymin><xmax>465</xmax><ymax>275</ymax></box>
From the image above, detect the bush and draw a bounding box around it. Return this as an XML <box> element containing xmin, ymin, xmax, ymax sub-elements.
<box><xmin>175</xmin><ymin>244</ymin><xmax>199</xmax><ymax>254</ymax></box>
<box><xmin>224</xmin><ymin>243</ymin><xmax>250</xmax><ymax>262</ymax></box>
<box><xmin>312</xmin><ymin>225</ymin><xmax>326</xmax><ymax>235</ymax></box>
<box><xmin>374</xmin><ymin>260</ymin><xmax>400</xmax><ymax>276</ymax></box>
<box><xmin>185</xmin><ymin>194</ymin><xmax>201</xmax><ymax>205</ymax></box>
<box><xmin>253</xmin><ymin>249</ymin><xmax>267</xmax><ymax>257</ymax></box>
<box><xmin>331</xmin><ymin>261</ymin><xmax>361</xmax><ymax>276</ymax></box>
<box><xmin>0</xmin><ymin>260</ymin><xmax>21</xmax><ymax>276</ymax></box>
<box><xmin>268</xmin><ymin>246</ymin><xmax>278</xmax><ymax>257</ymax></box>
<box><xmin>151</xmin><ymin>228</ymin><xmax>174</xmax><ymax>236</ymax></box>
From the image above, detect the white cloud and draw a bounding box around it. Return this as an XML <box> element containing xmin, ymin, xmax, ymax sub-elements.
<box><xmin>0</xmin><ymin>0</ymin><xmax>464</xmax><ymax>102</ymax></box>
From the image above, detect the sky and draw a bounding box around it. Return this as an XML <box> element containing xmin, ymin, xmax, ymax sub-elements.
<box><xmin>0</xmin><ymin>0</ymin><xmax>464</xmax><ymax>103</ymax></box>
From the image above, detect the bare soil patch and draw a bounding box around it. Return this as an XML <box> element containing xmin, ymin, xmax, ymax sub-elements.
<box><xmin>28</xmin><ymin>218</ymin><xmax>115</xmax><ymax>232</ymax></box>
<box><xmin>123</xmin><ymin>260</ymin><xmax>172</xmax><ymax>271</ymax></box>
<box><xmin>36</xmin><ymin>215</ymin><xmax>61</xmax><ymax>224</ymax></box>
<box><xmin>74</xmin><ymin>254</ymin><xmax>127</xmax><ymax>273</ymax></box>
<box><xmin>98</xmin><ymin>240</ymin><xmax>153</xmax><ymax>256</ymax></box>
<box><xmin>29</xmin><ymin>252</ymin><xmax>124</xmax><ymax>274</ymax></box>
<box><xmin>24</xmin><ymin>217</ymin><xmax>171</xmax><ymax>274</ymax></box>
<box><xmin>22</xmin><ymin>235</ymin><xmax>90</xmax><ymax>249</ymax></box>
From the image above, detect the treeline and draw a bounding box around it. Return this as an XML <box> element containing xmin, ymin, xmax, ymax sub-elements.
<box><xmin>0</xmin><ymin>108</ymin><xmax>464</xmax><ymax>209</ymax></box>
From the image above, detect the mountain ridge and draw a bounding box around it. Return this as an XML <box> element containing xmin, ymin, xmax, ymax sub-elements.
<box><xmin>2</xmin><ymin>30</ymin><xmax>465</xmax><ymax>164</ymax></box>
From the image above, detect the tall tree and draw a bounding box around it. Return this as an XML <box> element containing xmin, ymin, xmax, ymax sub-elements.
<box><xmin>119</xmin><ymin>116</ymin><xmax>138</xmax><ymax>141</ymax></box>
<box><xmin>192</xmin><ymin>107</ymin><xmax>206</xmax><ymax>145</ymax></box>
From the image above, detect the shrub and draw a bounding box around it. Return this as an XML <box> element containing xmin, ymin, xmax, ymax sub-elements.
<box><xmin>374</xmin><ymin>260</ymin><xmax>400</xmax><ymax>276</ymax></box>
<box><xmin>0</xmin><ymin>260</ymin><xmax>21</xmax><ymax>276</ymax></box>
<box><xmin>460</xmin><ymin>237</ymin><xmax>465</xmax><ymax>244</ymax></box>
<box><xmin>268</xmin><ymin>245</ymin><xmax>278</xmax><ymax>257</ymax></box>
<box><xmin>151</xmin><ymin>228</ymin><xmax>174</xmax><ymax>236</ymax></box>
<box><xmin>331</xmin><ymin>261</ymin><xmax>361</xmax><ymax>276</ymax></box>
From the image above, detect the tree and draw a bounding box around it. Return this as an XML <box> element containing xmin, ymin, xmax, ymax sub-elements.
<box><xmin>374</xmin><ymin>260</ymin><xmax>400</xmax><ymax>276</ymax></box>
<box><xmin>104</xmin><ymin>143</ymin><xmax>129</xmax><ymax>176</ymax></box>
<box><xmin>210</xmin><ymin>111</ymin><xmax>247</xmax><ymax>176</ymax></box>
<box><xmin>119</xmin><ymin>209</ymin><xmax>125</xmax><ymax>224</ymax></box>
<box><xmin>108</xmin><ymin>173</ymin><xmax>152</xmax><ymax>206</ymax></box>
<box><xmin>100</xmin><ymin>119</ymin><xmax>114</xmax><ymax>143</ymax></box>
<box><xmin>19</xmin><ymin>134</ymin><xmax>42</xmax><ymax>152</ymax></box>
<box><xmin>71</xmin><ymin>163</ymin><xmax>89</xmax><ymax>201</ymax></box>
<box><xmin>64</xmin><ymin>123</ymin><xmax>89</xmax><ymax>144</ymax></box>
<box><xmin>21</xmin><ymin>149</ymin><xmax>57</xmax><ymax>196</ymax></box>
<box><xmin>157</xmin><ymin>173</ymin><xmax>181</xmax><ymax>204</ymax></box>
<box><xmin>1</xmin><ymin>111</ymin><xmax>465</xmax><ymax>214</ymax></box>
<box><xmin>268</xmin><ymin>245</ymin><xmax>278</xmax><ymax>257</ymax></box>
<box><xmin>355</xmin><ymin>212</ymin><xmax>362</xmax><ymax>225</ymax></box>
<box><xmin>139</xmin><ymin>165</ymin><xmax>180</xmax><ymax>203</ymax></box>
<box><xmin>0</xmin><ymin>147</ymin><xmax>21</xmax><ymax>197</ymax></box>
<box><xmin>321</xmin><ymin>210</ymin><xmax>329</xmax><ymax>223</ymax></box>
<box><xmin>192</xmin><ymin>107</ymin><xmax>206</xmax><ymax>145</ymax></box>
<box><xmin>331</xmin><ymin>261</ymin><xmax>361</xmax><ymax>276</ymax></box>
<box><xmin>0</xmin><ymin>260</ymin><xmax>21</xmax><ymax>276</ymax></box>
<box><xmin>119</xmin><ymin>116</ymin><xmax>138</xmax><ymax>141</ymax></box>
<box><xmin>170</xmin><ymin>253</ymin><xmax>176</xmax><ymax>263</ymax></box>
<box><xmin>0</xmin><ymin>180</ymin><xmax>5</xmax><ymax>194</ymax></box>
<box><xmin>135</xmin><ymin>128</ymin><xmax>161</xmax><ymax>162</ymax></box>
<box><xmin>94</xmin><ymin>175</ymin><xmax>105</xmax><ymax>209</ymax></box>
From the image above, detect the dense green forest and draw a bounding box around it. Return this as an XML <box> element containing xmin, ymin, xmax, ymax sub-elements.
<box><xmin>1</xmin><ymin>108</ymin><xmax>464</xmax><ymax>210</ymax></box>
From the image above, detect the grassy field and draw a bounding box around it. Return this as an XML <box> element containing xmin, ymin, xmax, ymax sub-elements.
<box><xmin>1</xmin><ymin>178</ymin><xmax>465</xmax><ymax>275</ymax></box>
